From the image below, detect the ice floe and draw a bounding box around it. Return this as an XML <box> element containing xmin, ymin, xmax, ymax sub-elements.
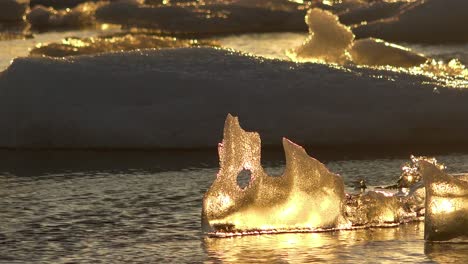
<box><xmin>0</xmin><ymin>47</ymin><xmax>467</xmax><ymax>149</ymax></box>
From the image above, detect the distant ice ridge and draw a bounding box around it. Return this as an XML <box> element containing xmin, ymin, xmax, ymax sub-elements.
<box><xmin>0</xmin><ymin>47</ymin><xmax>468</xmax><ymax>149</ymax></box>
<box><xmin>203</xmin><ymin>115</ymin><xmax>468</xmax><ymax>241</ymax></box>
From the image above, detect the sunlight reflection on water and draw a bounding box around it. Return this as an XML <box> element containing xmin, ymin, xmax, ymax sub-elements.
<box><xmin>1</xmin><ymin>151</ymin><xmax>468</xmax><ymax>263</ymax></box>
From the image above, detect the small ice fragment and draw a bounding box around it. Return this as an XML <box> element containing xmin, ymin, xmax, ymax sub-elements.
<box><xmin>420</xmin><ymin>161</ymin><xmax>468</xmax><ymax>241</ymax></box>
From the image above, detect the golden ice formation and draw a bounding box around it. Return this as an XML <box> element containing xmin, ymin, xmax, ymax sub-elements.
<box><xmin>420</xmin><ymin>161</ymin><xmax>468</xmax><ymax>241</ymax></box>
<box><xmin>202</xmin><ymin>114</ymin><xmax>350</xmax><ymax>236</ymax></box>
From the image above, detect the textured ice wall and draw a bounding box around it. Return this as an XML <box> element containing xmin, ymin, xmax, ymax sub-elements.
<box><xmin>202</xmin><ymin>114</ymin><xmax>349</xmax><ymax>234</ymax></box>
<box><xmin>0</xmin><ymin>47</ymin><xmax>467</xmax><ymax>149</ymax></box>
<box><xmin>420</xmin><ymin>161</ymin><xmax>468</xmax><ymax>241</ymax></box>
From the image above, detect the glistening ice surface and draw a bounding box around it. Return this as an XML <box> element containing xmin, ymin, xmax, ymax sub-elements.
<box><xmin>2</xmin><ymin>150</ymin><xmax>468</xmax><ymax>263</ymax></box>
<box><xmin>420</xmin><ymin>162</ymin><xmax>468</xmax><ymax>241</ymax></box>
<box><xmin>202</xmin><ymin>115</ymin><xmax>468</xmax><ymax>237</ymax></box>
<box><xmin>202</xmin><ymin>115</ymin><xmax>348</xmax><ymax>235</ymax></box>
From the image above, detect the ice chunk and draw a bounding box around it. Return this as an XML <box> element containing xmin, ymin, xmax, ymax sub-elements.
<box><xmin>202</xmin><ymin>115</ymin><xmax>438</xmax><ymax>236</ymax></box>
<box><xmin>0</xmin><ymin>0</ymin><xmax>29</xmax><ymax>22</ymax></box>
<box><xmin>345</xmin><ymin>191</ymin><xmax>406</xmax><ymax>226</ymax></box>
<box><xmin>289</xmin><ymin>8</ymin><xmax>428</xmax><ymax>68</ymax></box>
<box><xmin>289</xmin><ymin>6</ymin><xmax>467</xmax><ymax>77</ymax></box>
<box><xmin>202</xmin><ymin>114</ymin><xmax>349</xmax><ymax>235</ymax></box>
<box><xmin>290</xmin><ymin>8</ymin><xmax>354</xmax><ymax>63</ymax></box>
<box><xmin>420</xmin><ymin>161</ymin><xmax>468</xmax><ymax>241</ymax></box>
<box><xmin>399</xmin><ymin>156</ymin><xmax>446</xmax><ymax>189</ymax></box>
<box><xmin>350</xmin><ymin>38</ymin><xmax>427</xmax><ymax>68</ymax></box>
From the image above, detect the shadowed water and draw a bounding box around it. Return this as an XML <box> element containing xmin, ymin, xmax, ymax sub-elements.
<box><xmin>1</xmin><ymin>150</ymin><xmax>468</xmax><ymax>263</ymax></box>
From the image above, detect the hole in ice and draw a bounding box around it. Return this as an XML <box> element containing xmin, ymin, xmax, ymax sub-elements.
<box><xmin>261</xmin><ymin>151</ymin><xmax>285</xmax><ymax>177</ymax></box>
<box><xmin>236</xmin><ymin>169</ymin><xmax>252</xmax><ymax>189</ymax></box>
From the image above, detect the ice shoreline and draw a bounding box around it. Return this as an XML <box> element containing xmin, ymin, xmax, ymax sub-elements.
<box><xmin>1</xmin><ymin>47</ymin><xmax>468</xmax><ymax>149</ymax></box>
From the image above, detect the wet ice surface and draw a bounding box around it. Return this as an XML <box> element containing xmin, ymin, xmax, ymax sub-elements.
<box><xmin>0</xmin><ymin>26</ymin><xmax>120</xmax><ymax>70</ymax></box>
<box><xmin>420</xmin><ymin>162</ymin><xmax>468</xmax><ymax>241</ymax></box>
<box><xmin>2</xmin><ymin>150</ymin><xmax>468</xmax><ymax>263</ymax></box>
<box><xmin>202</xmin><ymin>116</ymin><xmax>348</xmax><ymax>234</ymax></box>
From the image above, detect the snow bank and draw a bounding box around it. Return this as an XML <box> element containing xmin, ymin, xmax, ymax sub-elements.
<box><xmin>0</xmin><ymin>47</ymin><xmax>467</xmax><ymax>149</ymax></box>
<box><xmin>0</xmin><ymin>0</ymin><xmax>29</xmax><ymax>22</ymax></box>
<box><xmin>353</xmin><ymin>0</ymin><xmax>468</xmax><ymax>44</ymax></box>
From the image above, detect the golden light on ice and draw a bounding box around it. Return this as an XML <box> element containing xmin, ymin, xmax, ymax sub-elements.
<box><xmin>202</xmin><ymin>114</ymin><xmax>350</xmax><ymax>236</ymax></box>
<box><xmin>420</xmin><ymin>161</ymin><xmax>468</xmax><ymax>241</ymax></box>
<box><xmin>430</xmin><ymin>199</ymin><xmax>455</xmax><ymax>214</ymax></box>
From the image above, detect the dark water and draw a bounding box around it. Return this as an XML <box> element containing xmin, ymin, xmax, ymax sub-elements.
<box><xmin>1</xmin><ymin>150</ymin><xmax>468</xmax><ymax>263</ymax></box>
